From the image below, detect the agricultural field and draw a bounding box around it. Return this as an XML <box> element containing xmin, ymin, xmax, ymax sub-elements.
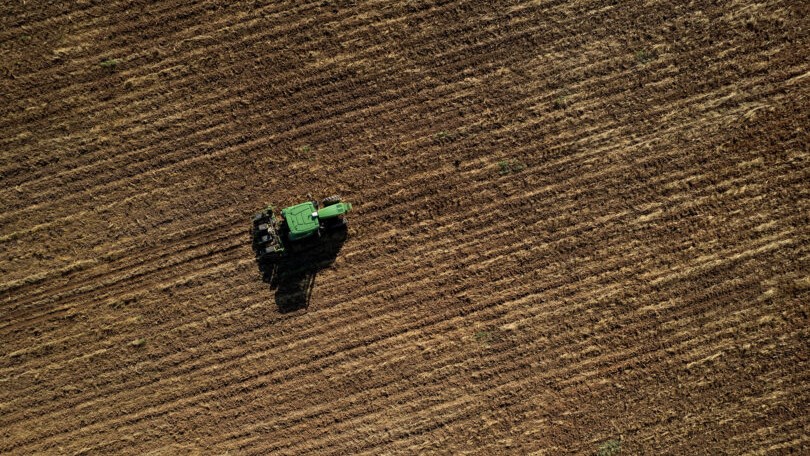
<box><xmin>1</xmin><ymin>0</ymin><xmax>808</xmax><ymax>454</ymax></box>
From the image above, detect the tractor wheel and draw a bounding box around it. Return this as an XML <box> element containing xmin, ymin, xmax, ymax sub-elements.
<box><xmin>321</xmin><ymin>195</ymin><xmax>341</xmax><ymax>207</ymax></box>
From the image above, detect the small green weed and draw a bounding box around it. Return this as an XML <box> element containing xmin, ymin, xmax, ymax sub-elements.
<box><xmin>100</xmin><ymin>58</ymin><xmax>120</xmax><ymax>69</ymax></box>
<box><xmin>498</xmin><ymin>159</ymin><xmax>527</xmax><ymax>175</ymax></box>
<box><xmin>435</xmin><ymin>130</ymin><xmax>457</xmax><ymax>143</ymax></box>
<box><xmin>635</xmin><ymin>48</ymin><xmax>656</xmax><ymax>64</ymax></box>
<box><xmin>597</xmin><ymin>439</ymin><xmax>621</xmax><ymax>456</ymax></box>
<box><xmin>474</xmin><ymin>330</ymin><xmax>492</xmax><ymax>344</ymax></box>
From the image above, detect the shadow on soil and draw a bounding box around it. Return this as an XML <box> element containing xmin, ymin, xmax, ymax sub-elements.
<box><xmin>256</xmin><ymin>227</ymin><xmax>347</xmax><ymax>313</ymax></box>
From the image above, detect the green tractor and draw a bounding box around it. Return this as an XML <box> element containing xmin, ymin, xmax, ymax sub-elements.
<box><xmin>252</xmin><ymin>195</ymin><xmax>352</xmax><ymax>260</ymax></box>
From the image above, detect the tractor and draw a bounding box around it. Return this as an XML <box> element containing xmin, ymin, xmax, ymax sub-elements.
<box><xmin>252</xmin><ymin>195</ymin><xmax>352</xmax><ymax>260</ymax></box>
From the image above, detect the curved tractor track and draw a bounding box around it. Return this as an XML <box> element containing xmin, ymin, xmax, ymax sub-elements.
<box><xmin>1</xmin><ymin>0</ymin><xmax>808</xmax><ymax>454</ymax></box>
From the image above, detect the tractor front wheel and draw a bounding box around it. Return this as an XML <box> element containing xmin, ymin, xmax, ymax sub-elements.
<box><xmin>321</xmin><ymin>195</ymin><xmax>341</xmax><ymax>207</ymax></box>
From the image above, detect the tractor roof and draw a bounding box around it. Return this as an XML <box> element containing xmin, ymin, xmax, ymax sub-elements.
<box><xmin>281</xmin><ymin>201</ymin><xmax>320</xmax><ymax>240</ymax></box>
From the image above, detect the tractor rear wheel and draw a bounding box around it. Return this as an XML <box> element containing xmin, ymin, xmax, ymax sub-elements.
<box><xmin>322</xmin><ymin>195</ymin><xmax>341</xmax><ymax>207</ymax></box>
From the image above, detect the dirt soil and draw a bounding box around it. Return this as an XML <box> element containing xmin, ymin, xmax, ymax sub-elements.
<box><xmin>1</xmin><ymin>0</ymin><xmax>808</xmax><ymax>454</ymax></box>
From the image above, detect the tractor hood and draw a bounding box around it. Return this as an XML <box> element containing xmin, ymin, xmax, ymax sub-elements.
<box><xmin>317</xmin><ymin>202</ymin><xmax>352</xmax><ymax>219</ymax></box>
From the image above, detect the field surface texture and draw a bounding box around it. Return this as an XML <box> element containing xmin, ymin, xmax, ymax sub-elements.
<box><xmin>1</xmin><ymin>0</ymin><xmax>809</xmax><ymax>454</ymax></box>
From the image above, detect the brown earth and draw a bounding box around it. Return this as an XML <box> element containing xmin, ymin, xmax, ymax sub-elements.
<box><xmin>1</xmin><ymin>0</ymin><xmax>808</xmax><ymax>454</ymax></box>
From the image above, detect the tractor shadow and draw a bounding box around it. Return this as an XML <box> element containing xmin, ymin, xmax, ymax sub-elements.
<box><xmin>256</xmin><ymin>227</ymin><xmax>347</xmax><ymax>313</ymax></box>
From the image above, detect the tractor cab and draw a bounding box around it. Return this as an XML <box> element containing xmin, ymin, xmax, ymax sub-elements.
<box><xmin>280</xmin><ymin>201</ymin><xmax>320</xmax><ymax>240</ymax></box>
